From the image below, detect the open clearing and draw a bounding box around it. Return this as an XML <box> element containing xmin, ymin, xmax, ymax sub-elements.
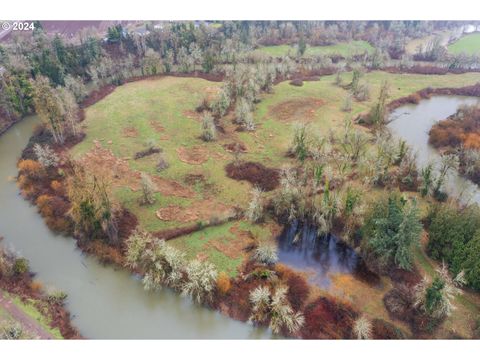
<box><xmin>72</xmin><ymin>72</ymin><xmax>480</xmax><ymax>327</ymax></box>
<box><xmin>448</xmin><ymin>33</ymin><xmax>480</xmax><ymax>55</ymax></box>
<box><xmin>252</xmin><ymin>40</ymin><xmax>374</xmax><ymax>57</ymax></box>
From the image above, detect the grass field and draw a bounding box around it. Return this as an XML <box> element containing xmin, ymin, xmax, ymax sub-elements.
<box><xmin>73</xmin><ymin>71</ymin><xmax>480</xmax><ymax>320</ymax></box>
<box><xmin>252</xmin><ymin>40</ymin><xmax>374</xmax><ymax>58</ymax></box>
<box><xmin>448</xmin><ymin>33</ymin><xmax>480</xmax><ymax>55</ymax></box>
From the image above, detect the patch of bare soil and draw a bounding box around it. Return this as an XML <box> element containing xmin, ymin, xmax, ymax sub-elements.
<box><xmin>207</xmin><ymin>223</ymin><xmax>256</xmax><ymax>259</ymax></box>
<box><xmin>80</xmin><ymin>142</ymin><xmax>194</xmax><ymax>198</ymax></box>
<box><xmin>269</xmin><ymin>97</ymin><xmax>325</xmax><ymax>122</ymax></box>
<box><xmin>149</xmin><ymin>120</ymin><xmax>165</xmax><ymax>133</ymax></box>
<box><xmin>79</xmin><ymin>141</ymin><xmax>139</xmax><ymax>189</ymax></box>
<box><xmin>225</xmin><ymin>161</ymin><xmax>280</xmax><ymax>191</ymax></box>
<box><xmin>150</xmin><ymin>176</ymin><xmax>195</xmax><ymax>198</ymax></box>
<box><xmin>183</xmin><ymin>110</ymin><xmax>202</xmax><ymax>121</ymax></box>
<box><xmin>122</xmin><ymin>126</ymin><xmax>139</xmax><ymax>138</ymax></box>
<box><xmin>177</xmin><ymin>145</ymin><xmax>209</xmax><ymax>165</ymax></box>
<box><xmin>155</xmin><ymin>200</ymin><xmax>235</xmax><ymax>223</ymax></box>
<box><xmin>223</xmin><ymin>142</ymin><xmax>248</xmax><ymax>153</ymax></box>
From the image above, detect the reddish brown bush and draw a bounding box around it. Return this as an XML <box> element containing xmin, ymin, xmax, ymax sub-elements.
<box><xmin>225</xmin><ymin>162</ymin><xmax>279</xmax><ymax>191</ymax></box>
<box><xmin>18</xmin><ymin>159</ymin><xmax>42</xmax><ymax>178</ymax></box>
<box><xmin>429</xmin><ymin>105</ymin><xmax>480</xmax><ymax>150</ymax></box>
<box><xmin>301</xmin><ymin>296</ymin><xmax>358</xmax><ymax>339</ymax></box>
<box><xmin>372</xmin><ymin>318</ymin><xmax>407</xmax><ymax>339</ymax></box>
<box><xmin>286</xmin><ymin>273</ymin><xmax>310</xmax><ymax>312</ymax></box>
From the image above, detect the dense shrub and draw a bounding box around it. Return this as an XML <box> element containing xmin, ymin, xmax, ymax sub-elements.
<box><xmin>429</xmin><ymin>105</ymin><xmax>480</xmax><ymax>151</ymax></box>
<box><xmin>13</xmin><ymin>258</ymin><xmax>29</xmax><ymax>276</ymax></box>
<box><xmin>427</xmin><ymin>203</ymin><xmax>480</xmax><ymax>290</ymax></box>
<box><xmin>286</xmin><ymin>273</ymin><xmax>310</xmax><ymax>312</ymax></box>
<box><xmin>302</xmin><ymin>296</ymin><xmax>357</xmax><ymax>339</ymax></box>
<box><xmin>362</xmin><ymin>194</ymin><xmax>422</xmax><ymax>271</ymax></box>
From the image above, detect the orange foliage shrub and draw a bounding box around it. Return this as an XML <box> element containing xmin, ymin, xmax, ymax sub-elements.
<box><xmin>50</xmin><ymin>180</ymin><xmax>64</xmax><ymax>195</ymax></box>
<box><xmin>217</xmin><ymin>272</ymin><xmax>232</xmax><ymax>295</ymax></box>
<box><xmin>18</xmin><ymin>159</ymin><xmax>42</xmax><ymax>177</ymax></box>
<box><xmin>30</xmin><ymin>280</ymin><xmax>43</xmax><ymax>293</ymax></box>
<box><xmin>464</xmin><ymin>132</ymin><xmax>480</xmax><ymax>149</ymax></box>
<box><xmin>36</xmin><ymin>194</ymin><xmax>54</xmax><ymax>217</ymax></box>
<box><xmin>429</xmin><ymin>104</ymin><xmax>480</xmax><ymax>150</ymax></box>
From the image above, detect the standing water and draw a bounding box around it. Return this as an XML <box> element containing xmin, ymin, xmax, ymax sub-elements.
<box><xmin>277</xmin><ymin>220</ymin><xmax>377</xmax><ymax>289</ymax></box>
<box><xmin>388</xmin><ymin>95</ymin><xmax>480</xmax><ymax>204</ymax></box>
<box><xmin>0</xmin><ymin>116</ymin><xmax>272</xmax><ymax>339</ymax></box>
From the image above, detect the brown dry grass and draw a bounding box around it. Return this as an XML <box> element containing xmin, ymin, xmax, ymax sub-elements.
<box><xmin>177</xmin><ymin>145</ymin><xmax>210</xmax><ymax>165</ymax></box>
<box><xmin>269</xmin><ymin>97</ymin><xmax>325</xmax><ymax>122</ymax></box>
<box><xmin>156</xmin><ymin>200</ymin><xmax>235</xmax><ymax>223</ymax></box>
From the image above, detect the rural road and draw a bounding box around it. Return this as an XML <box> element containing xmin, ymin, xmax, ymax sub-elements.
<box><xmin>0</xmin><ymin>291</ymin><xmax>53</xmax><ymax>339</ymax></box>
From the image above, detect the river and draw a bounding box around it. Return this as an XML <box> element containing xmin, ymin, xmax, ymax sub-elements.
<box><xmin>0</xmin><ymin>115</ymin><xmax>272</xmax><ymax>339</ymax></box>
<box><xmin>388</xmin><ymin>95</ymin><xmax>480</xmax><ymax>204</ymax></box>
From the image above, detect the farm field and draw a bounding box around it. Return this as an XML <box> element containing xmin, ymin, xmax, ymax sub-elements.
<box><xmin>252</xmin><ymin>40</ymin><xmax>374</xmax><ymax>57</ymax></box>
<box><xmin>448</xmin><ymin>33</ymin><xmax>480</xmax><ymax>55</ymax></box>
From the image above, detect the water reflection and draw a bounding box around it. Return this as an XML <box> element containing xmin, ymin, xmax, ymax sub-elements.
<box><xmin>277</xmin><ymin>221</ymin><xmax>360</xmax><ymax>288</ymax></box>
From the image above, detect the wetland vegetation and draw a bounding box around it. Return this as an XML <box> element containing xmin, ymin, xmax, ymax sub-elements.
<box><xmin>1</xmin><ymin>20</ymin><xmax>480</xmax><ymax>339</ymax></box>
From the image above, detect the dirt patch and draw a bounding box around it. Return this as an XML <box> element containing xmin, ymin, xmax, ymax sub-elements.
<box><xmin>122</xmin><ymin>126</ymin><xmax>139</xmax><ymax>138</ymax></box>
<box><xmin>223</xmin><ymin>142</ymin><xmax>248</xmax><ymax>153</ymax></box>
<box><xmin>269</xmin><ymin>97</ymin><xmax>325</xmax><ymax>122</ymax></box>
<box><xmin>183</xmin><ymin>110</ymin><xmax>202</xmax><ymax>122</ymax></box>
<box><xmin>156</xmin><ymin>205</ymin><xmax>199</xmax><ymax>222</ymax></box>
<box><xmin>177</xmin><ymin>145</ymin><xmax>209</xmax><ymax>165</ymax></box>
<box><xmin>150</xmin><ymin>176</ymin><xmax>195</xmax><ymax>198</ymax></box>
<box><xmin>206</xmin><ymin>223</ymin><xmax>255</xmax><ymax>259</ymax></box>
<box><xmin>149</xmin><ymin>120</ymin><xmax>165</xmax><ymax>133</ymax></box>
<box><xmin>79</xmin><ymin>142</ymin><xmax>193</xmax><ymax>198</ymax></box>
<box><xmin>156</xmin><ymin>200</ymin><xmax>235</xmax><ymax>223</ymax></box>
<box><xmin>79</xmin><ymin>141</ymin><xmax>139</xmax><ymax>190</ymax></box>
<box><xmin>225</xmin><ymin>161</ymin><xmax>280</xmax><ymax>191</ymax></box>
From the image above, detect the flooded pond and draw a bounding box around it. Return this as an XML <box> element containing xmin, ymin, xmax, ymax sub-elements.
<box><xmin>0</xmin><ymin>116</ymin><xmax>272</xmax><ymax>339</ymax></box>
<box><xmin>277</xmin><ymin>220</ymin><xmax>377</xmax><ymax>288</ymax></box>
<box><xmin>388</xmin><ymin>95</ymin><xmax>480</xmax><ymax>204</ymax></box>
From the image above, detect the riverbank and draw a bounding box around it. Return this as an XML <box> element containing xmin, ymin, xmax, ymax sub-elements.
<box><xmin>0</xmin><ymin>244</ymin><xmax>80</xmax><ymax>339</ymax></box>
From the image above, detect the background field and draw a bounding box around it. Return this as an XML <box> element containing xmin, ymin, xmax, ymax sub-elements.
<box><xmin>252</xmin><ymin>40</ymin><xmax>374</xmax><ymax>57</ymax></box>
<box><xmin>448</xmin><ymin>33</ymin><xmax>480</xmax><ymax>55</ymax></box>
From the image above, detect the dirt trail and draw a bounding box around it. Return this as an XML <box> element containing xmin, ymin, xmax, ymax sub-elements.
<box><xmin>0</xmin><ymin>291</ymin><xmax>54</xmax><ymax>339</ymax></box>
